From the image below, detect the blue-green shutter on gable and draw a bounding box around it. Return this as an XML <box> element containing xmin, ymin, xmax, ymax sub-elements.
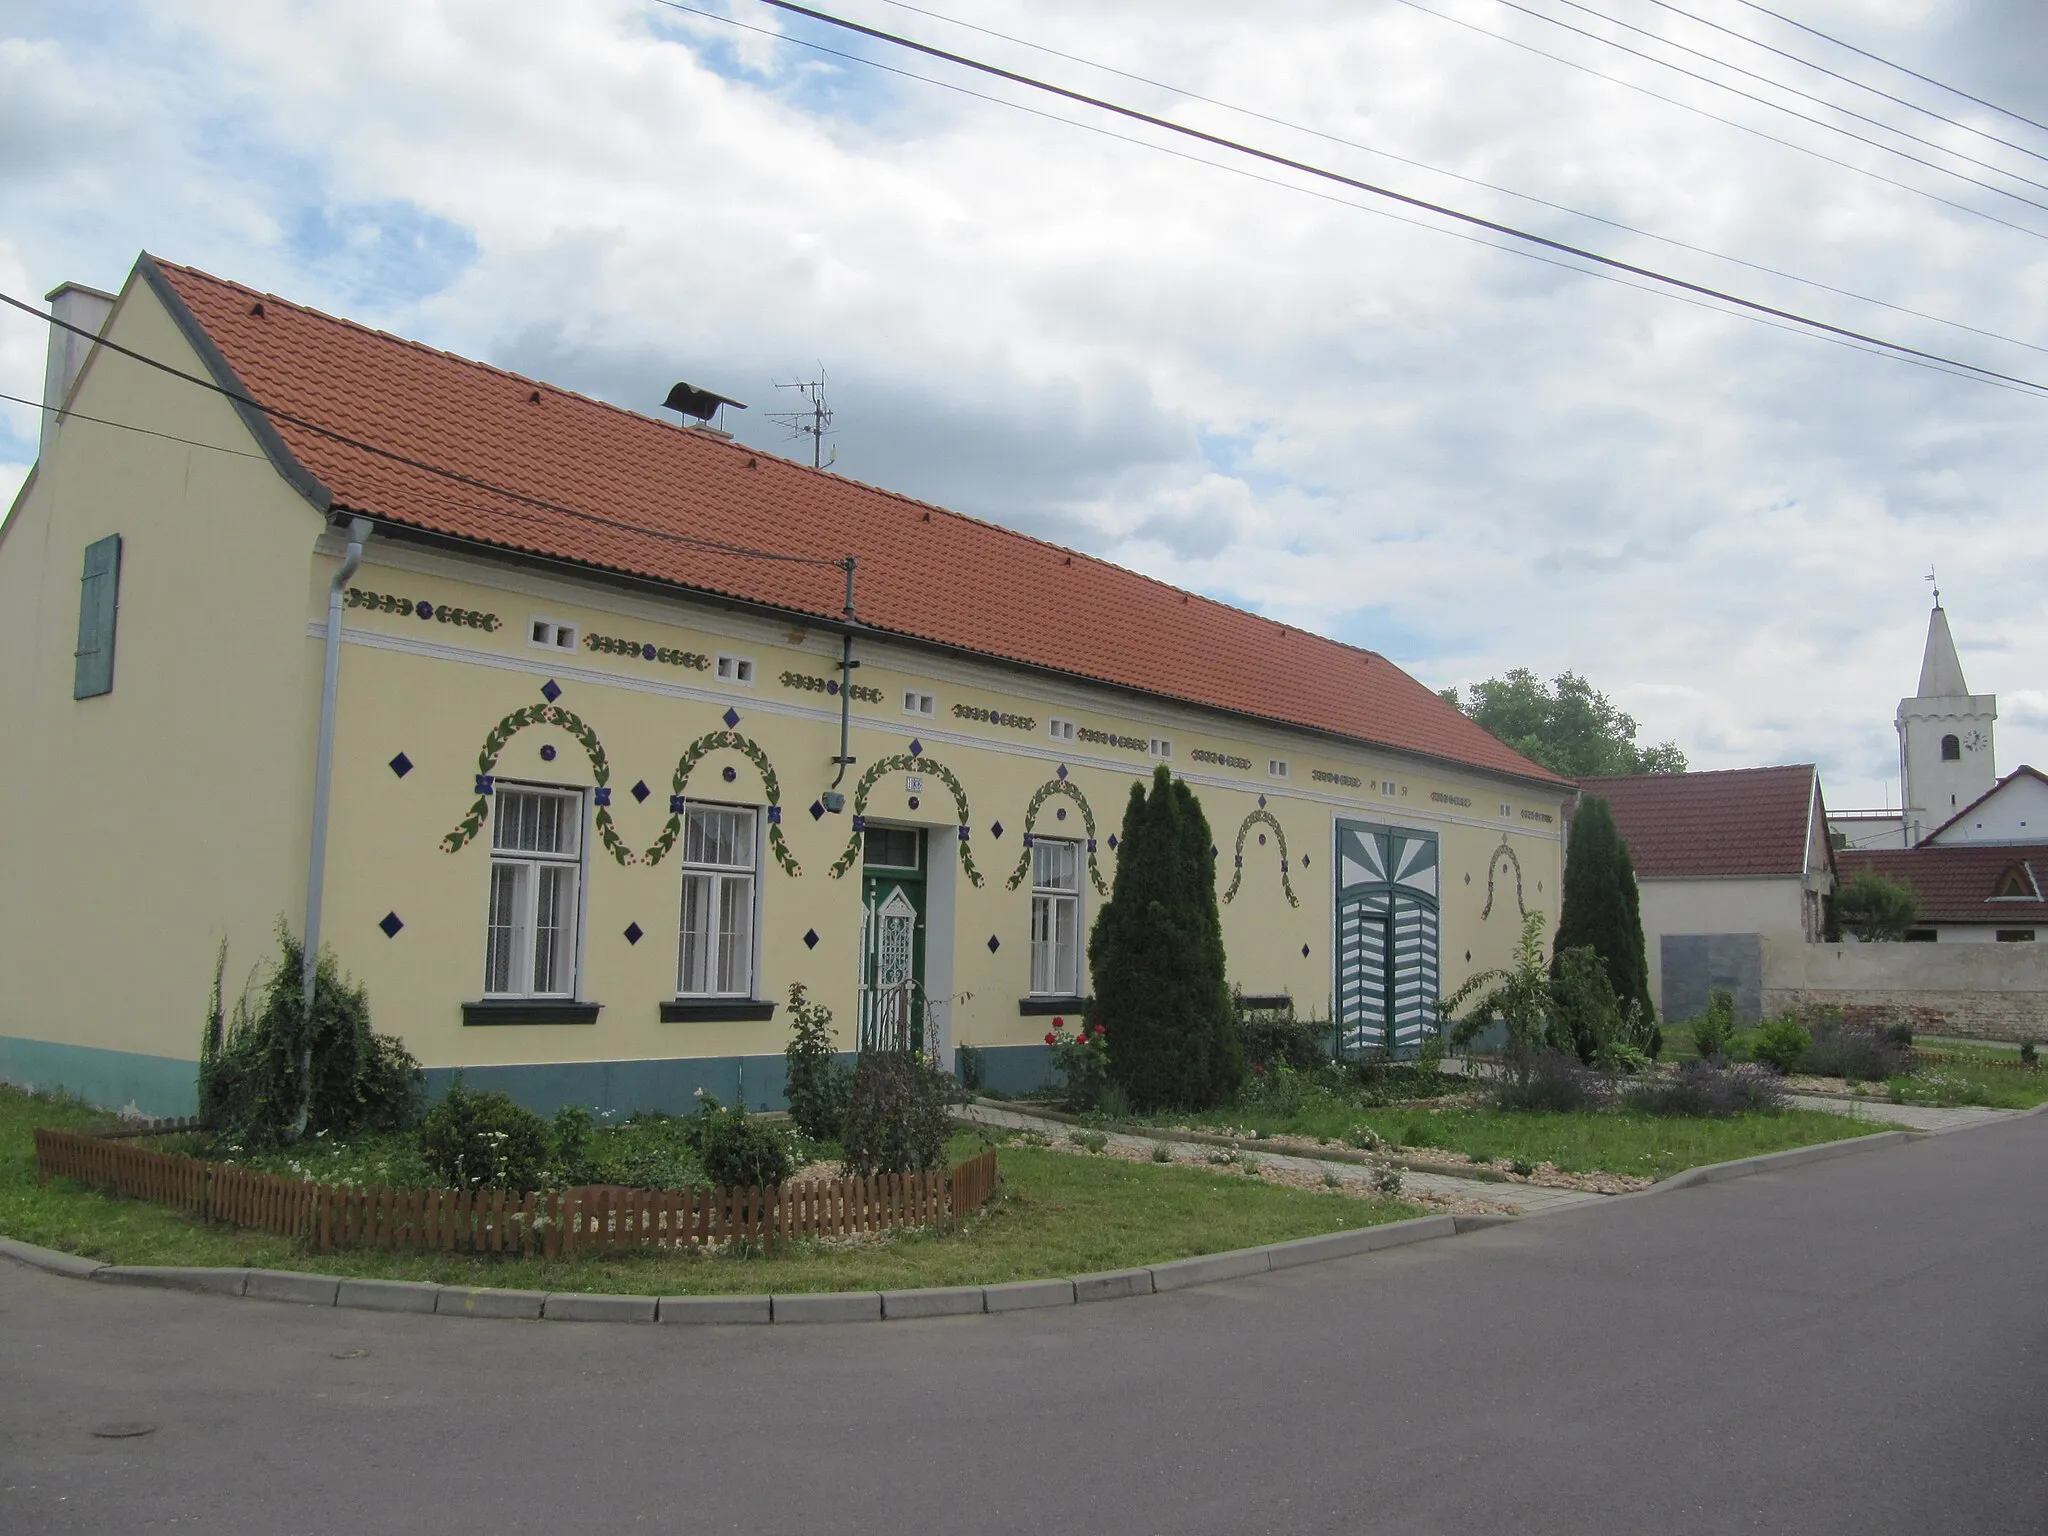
<box><xmin>73</xmin><ymin>534</ymin><xmax>122</xmax><ymax>699</ymax></box>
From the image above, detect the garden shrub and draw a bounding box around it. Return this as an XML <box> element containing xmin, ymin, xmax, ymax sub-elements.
<box><xmin>954</xmin><ymin>1043</ymin><xmax>986</xmax><ymax>1093</ymax></box>
<box><xmin>1592</xmin><ymin>1040</ymin><xmax>1653</xmax><ymax>1075</ymax></box>
<box><xmin>1046</xmin><ymin>1017</ymin><xmax>1114</xmax><ymax>1111</ymax></box>
<box><xmin>2022</xmin><ymin>1039</ymin><xmax>2039</xmax><ymax>1067</ymax></box>
<box><xmin>782</xmin><ymin>983</ymin><xmax>852</xmax><ymax>1141</ymax></box>
<box><xmin>419</xmin><ymin>1079</ymin><xmax>550</xmax><ymax>1191</ymax></box>
<box><xmin>199</xmin><ymin>927</ymin><xmax>423</xmax><ymax>1151</ymax></box>
<box><xmin>1751</xmin><ymin>1016</ymin><xmax>1811</xmax><ymax>1075</ymax></box>
<box><xmin>1442</xmin><ymin>911</ymin><xmax>1554</xmax><ymax>1056</ymax></box>
<box><xmin>1548</xmin><ymin>945</ymin><xmax>1653</xmax><ymax>1066</ymax></box>
<box><xmin>1237</xmin><ymin>997</ymin><xmax>1328</xmax><ymax>1073</ymax></box>
<box><xmin>840</xmin><ymin>1050</ymin><xmax>956</xmax><ymax>1177</ymax></box>
<box><xmin>1089</xmin><ymin>764</ymin><xmax>1244</xmax><ymax>1111</ymax></box>
<box><xmin>694</xmin><ymin>1099</ymin><xmax>795</xmax><ymax>1189</ymax></box>
<box><xmin>1494</xmin><ymin>1048</ymin><xmax>1610</xmax><ymax>1113</ymax></box>
<box><xmin>1689</xmin><ymin>988</ymin><xmax>1737</xmax><ymax>1063</ymax></box>
<box><xmin>1803</xmin><ymin>1017</ymin><xmax>1909</xmax><ymax>1081</ymax></box>
<box><xmin>1623</xmin><ymin>1062</ymin><xmax>1787</xmax><ymax>1117</ymax></box>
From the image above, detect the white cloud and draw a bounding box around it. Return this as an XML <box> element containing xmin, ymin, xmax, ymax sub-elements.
<box><xmin>2</xmin><ymin>0</ymin><xmax>2045</xmax><ymax>797</ymax></box>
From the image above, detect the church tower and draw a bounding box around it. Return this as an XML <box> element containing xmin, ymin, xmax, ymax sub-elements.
<box><xmin>1897</xmin><ymin>599</ymin><xmax>1996</xmax><ymax>844</ymax></box>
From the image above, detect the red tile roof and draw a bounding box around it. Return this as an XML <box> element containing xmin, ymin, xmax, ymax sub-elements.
<box><xmin>1921</xmin><ymin>765</ymin><xmax>2048</xmax><ymax>846</ymax></box>
<box><xmin>1836</xmin><ymin>844</ymin><xmax>2048</xmax><ymax>926</ymax></box>
<box><xmin>140</xmin><ymin>256</ymin><xmax>1566</xmax><ymax>789</ymax></box>
<box><xmin>1579</xmin><ymin>765</ymin><xmax>1822</xmax><ymax>878</ymax></box>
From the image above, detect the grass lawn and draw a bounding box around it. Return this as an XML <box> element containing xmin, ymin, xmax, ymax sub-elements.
<box><xmin>1885</xmin><ymin>1054</ymin><xmax>2048</xmax><ymax>1110</ymax></box>
<box><xmin>1133</xmin><ymin>1094</ymin><xmax>1874</xmax><ymax>1179</ymax></box>
<box><xmin>0</xmin><ymin>1088</ymin><xmax>1421</xmax><ymax>1295</ymax></box>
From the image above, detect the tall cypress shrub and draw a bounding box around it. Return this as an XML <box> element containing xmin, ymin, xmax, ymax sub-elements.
<box><xmin>1088</xmin><ymin>766</ymin><xmax>1243</xmax><ymax>1110</ymax></box>
<box><xmin>1554</xmin><ymin>796</ymin><xmax>1655</xmax><ymax>1026</ymax></box>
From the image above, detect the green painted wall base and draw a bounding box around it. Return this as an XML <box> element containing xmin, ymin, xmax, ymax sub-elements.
<box><xmin>0</xmin><ymin>1036</ymin><xmax>199</xmax><ymax>1119</ymax></box>
<box><xmin>968</xmin><ymin>1043</ymin><xmax>1055</xmax><ymax>1097</ymax></box>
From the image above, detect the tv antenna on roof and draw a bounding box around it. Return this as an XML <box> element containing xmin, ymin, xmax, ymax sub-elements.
<box><xmin>768</xmin><ymin>369</ymin><xmax>836</xmax><ymax>469</ymax></box>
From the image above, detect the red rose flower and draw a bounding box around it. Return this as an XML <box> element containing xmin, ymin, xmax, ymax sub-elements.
<box><xmin>1044</xmin><ymin>1032</ymin><xmax>1057</xmax><ymax>1046</ymax></box>
<box><xmin>1052</xmin><ymin>1017</ymin><xmax>1065</xmax><ymax>1029</ymax></box>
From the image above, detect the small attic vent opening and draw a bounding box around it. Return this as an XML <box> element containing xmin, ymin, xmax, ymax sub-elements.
<box><xmin>661</xmin><ymin>381</ymin><xmax>747</xmax><ymax>437</ymax></box>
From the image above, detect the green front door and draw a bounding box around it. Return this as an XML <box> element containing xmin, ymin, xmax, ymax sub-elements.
<box><xmin>860</xmin><ymin>826</ymin><xmax>927</xmax><ymax>1052</ymax></box>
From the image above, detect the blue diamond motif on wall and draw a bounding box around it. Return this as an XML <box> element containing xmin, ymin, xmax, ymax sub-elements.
<box><xmin>1108</xmin><ymin>834</ymin><xmax>1118</xmax><ymax>850</ymax></box>
<box><xmin>987</xmin><ymin>935</ymin><xmax>1001</xmax><ymax>953</ymax></box>
<box><xmin>907</xmin><ymin>739</ymin><xmax>923</xmax><ymax>757</ymax></box>
<box><xmin>1057</xmin><ymin>764</ymin><xmax>1068</xmax><ymax>780</ymax></box>
<box><xmin>1302</xmin><ymin>943</ymin><xmax>1311</xmax><ymax>958</ymax></box>
<box><xmin>1258</xmin><ymin>794</ymin><xmax>1266</xmax><ymax>809</ymax></box>
<box><xmin>723</xmin><ymin>707</ymin><xmax>741</xmax><ymax>729</ymax></box>
<box><xmin>379</xmin><ymin>912</ymin><xmax>404</xmax><ymax>938</ymax></box>
<box><xmin>624</xmin><ymin>922</ymin><xmax>644</xmax><ymax>945</ymax></box>
<box><xmin>388</xmin><ymin>752</ymin><xmax>413</xmax><ymax>778</ymax></box>
<box><xmin>991</xmin><ymin>821</ymin><xmax>1004</xmax><ymax>839</ymax></box>
<box><xmin>541</xmin><ymin>679</ymin><xmax>562</xmax><ymax>703</ymax></box>
<box><xmin>1302</xmin><ymin>853</ymin><xmax>1310</xmax><ymax>867</ymax></box>
<box><xmin>810</xmin><ymin>801</ymin><xmax>825</xmax><ymax>820</ymax></box>
<box><xmin>803</xmin><ymin>929</ymin><xmax>820</xmax><ymax>950</ymax></box>
<box><xmin>632</xmin><ymin>780</ymin><xmax>651</xmax><ymax>803</ymax></box>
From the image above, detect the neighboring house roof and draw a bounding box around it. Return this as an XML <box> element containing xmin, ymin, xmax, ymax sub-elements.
<box><xmin>136</xmin><ymin>256</ymin><xmax>1566</xmax><ymax>790</ymax></box>
<box><xmin>1921</xmin><ymin>765</ymin><xmax>2048</xmax><ymax>846</ymax></box>
<box><xmin>1836</xmin><ymin>843</ymin><xmax>2048</xmax><ymax>927</ymax></box>
<box><xmin>1578</xmin><ymin>765</ymin><xmax>1826</xmax><ymax>879</ymax></box>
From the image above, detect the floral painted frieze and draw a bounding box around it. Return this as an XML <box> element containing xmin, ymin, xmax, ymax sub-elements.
<box><xmin>441</xmin><ymin>701</ymin><xmax>633</xmax><ymax>865</ymax></box>
<box><xmin>828</xmin><ymin>752</ymin><xmax>984</xmax><ymax>887</ymax></box>
<box><xmin>346</xmin><ymin>587</ymin><xmax>499</xmax><ymax>632</ymax></box>
<box><xmin>1004</xmin><ymin>776</ymin><xmax>1109</xmax><ymax>896</ymax></box>
<box><xmin>642</xmin><ymin>728</ymin><xmax>800</xmax><ymax>877</ymax></box>
<box><xmin>1222</xmin><ymin>807</ymin><xmax>1300</xmax><ymax>907</ymax></box>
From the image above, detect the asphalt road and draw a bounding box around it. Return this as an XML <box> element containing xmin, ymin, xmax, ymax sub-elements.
<box><xmin>3</xmin><ymin>1116</ymin><xmax>2043</xmax><ymax>1535</ymax></box>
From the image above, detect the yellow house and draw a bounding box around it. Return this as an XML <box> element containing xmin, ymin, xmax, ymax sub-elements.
<box><xmin>0</xmin><ymin>255</ymin><xmax>1570</xmax><ymax>1117</ymax></box>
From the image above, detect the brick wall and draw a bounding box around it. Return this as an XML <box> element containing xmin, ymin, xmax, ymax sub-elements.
<box><xmin>1762</xmin><ymin>941</ymin><xmax>2048</xmax><ymax>1042</ymax></box>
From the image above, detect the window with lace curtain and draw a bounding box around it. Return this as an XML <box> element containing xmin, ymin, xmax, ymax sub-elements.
<box><xmin>1030</xmin><ymin>839</ymin><xmax>1082</xmax><ymax>996</ymax></box>
<box><xmin>677</xmin><ymin>804</ymin><xmax>758</xmax><ymax>997</ymax></box>
<box><xmin>485</xmin><ymin>786</ymin><xmax>583</xmax><ymax>998</ymax></box>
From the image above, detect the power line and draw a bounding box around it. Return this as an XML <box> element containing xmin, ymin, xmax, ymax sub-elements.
<box><xmin>1384</xmin><ymin>0</ymin><xmax>2048</xmax><ymax>243</ymax></box>
<box><xmin>1634</xmin><ymin>0</ymin><xmax>2048</xmax><ymax>165</ymax></box>
<box><xmin>657</xmin><ymin>0</ymin><xmax>2048</xmax><ymax>400</ymax></box>
<box><xmin>0</xmin><ymin>389</ymin><xmax>269</xmax><ymax>459</ymax></box>
<box><xmin>741</xmin><ymin>0</ymin><xmax>2048</xmax><ymax>397</ymax></box>
<box><xmin>866</xmin><ymin>0</ymin><xmax>2048</xmax><ymax>358</ymax></box>
<box><xmin>1727</xmin><ymin>0</ymin><xmax>2048</xmax><ymax>138</ymax></box>
<box><xmin>1484</xmin><ymin>0</ymin><xmax>2048</xmax><ymax>213</ymax></box>
<box><xmin>0</xmin><ymin>290</ymin><xmax>852</xmax><ymax>572</ymax></box>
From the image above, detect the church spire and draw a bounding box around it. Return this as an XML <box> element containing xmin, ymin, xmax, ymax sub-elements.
<box><xmin>1915</xmin><ymin>601</ymin><xmax>1970</xmax><ymax>698</ymax></box>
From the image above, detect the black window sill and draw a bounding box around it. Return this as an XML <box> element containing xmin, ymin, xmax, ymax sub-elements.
<box><xmin>660</xmin><ymin>1000</ymin><xmax>777</xmax><ymax>1023</ymax></box>
<box><xmin>1237</xmin><ymin>994</ymin><xmax>1293</xmax><ymax>1010</ymax></box>
<box><xmin>1018</xmin><ymin>996</ymin><xmax>1089</xmax><ymax>1016</ymax></box>
<box><xmin>462</xmin><ymin>1000</ymin><xmax>602</xmax><ymax>1026</ymax></box>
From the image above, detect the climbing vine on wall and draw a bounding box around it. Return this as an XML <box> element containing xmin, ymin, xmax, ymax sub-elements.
<box><xmin>1481</xmin><ymin>839</ymin><xmax>1526</xmax><ymax>921</ymax></box>
<box><xmin>641</xmin><ymin>728</ymin><xmax>800</xmax><ymax>877</ymax></box>
<box><xmin>1221</xmin><ymin>808</ymin><xmax>1300</xmax><ymax>907</ymax></box>
<box><xmin>827</xmin><ymin>753</ymin><xmax>984</xmax><ymax>887</ymax></box>
<box><xmin>1004</xmin><ymin>777</ymin><xmax>1110</xmax><ymax>896</ymax></box>
<box><xmin>440</xmin><ymin>702</ymin><xmax>633</xmax><ymax>865</ymax></box>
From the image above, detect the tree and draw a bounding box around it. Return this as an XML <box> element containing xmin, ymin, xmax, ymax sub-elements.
<box><xmin>1439</xmin><ymin>909</ymin><xmax>1553</xmax><ymax>1055</ymax></box>
<box><xmin>1088</xmin><ymin>764</ymin><xmax>1244</xmax><ymax>1110</ymax></box>
<box><xmin>1831</xmin><ymin>870</ymin><xmax>1921</xmax><ymax>942</ymax></box>
<box><xmin>1440</xmin><ymin>669</ymin><xmax>1686</xmax><ymax>778</ymax></box>
<box><xmin>1554</xmin><ymin>796</ymin><xmax>1656</xmax><ymax>1027</ymax></box>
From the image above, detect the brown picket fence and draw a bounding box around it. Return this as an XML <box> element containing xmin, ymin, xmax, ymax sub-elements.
<box><xmin>33</xmin><ymin>1127</ymin><xmax>1000</xmax><ymax>1258</ymax></box>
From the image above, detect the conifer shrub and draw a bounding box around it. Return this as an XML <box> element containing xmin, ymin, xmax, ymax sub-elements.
<box><xmin>419</xmin><ymin>1079</ymin><xmax>549</xmax><ymax>1191</ymax></box>
<box><xmin>198</xmin><ymin>926</ymin><xmax>423</xmax><ymax>1151</ymax></box>
<box><xmin>1689</xmin><ymin>988</ymin><xmax>1738</xmax><ymax>1063</ymax></box>
<box><xmin>782</xmin><ymin>982</ymin><xmax>852</xmax><ymax>1141</ymax></box>
<box><xmin>1554</xmin><ymin>796</ymin><xmax>1655</xmax><ymax>1027</ymax></box>
<box><xmin>1088</xmin><ymin>765</ymin><xmax>1244</xmax><ymax>1111</ymax></box>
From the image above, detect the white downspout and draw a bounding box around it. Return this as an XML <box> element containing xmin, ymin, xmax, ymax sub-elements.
<box><xmin>296</xmin><ymin>515</ymin><xmax>373</xmax><ymax>1136</ymax></box>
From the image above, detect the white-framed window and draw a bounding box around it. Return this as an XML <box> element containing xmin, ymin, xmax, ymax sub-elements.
<box><xmin>1381</xmin><ymin>780</ymin><xmax>1398</xmax><ymax>798</ymax></box>
<box><xmin>1268</xmin><ymin>759</ymin><xmax>1289</xmax><ymax>779</ymax></box>
<box><xmin>1049</xmin><ymin>717</ymin><xmax>1076</xmax><ymax>743</ymax></box>
<box><xmin>1030</xmin><ymin>839</ymin><xmax>1083</xmax><ymax>996</ymax></box>
<box><xmin>528</xmin><ymin>617</ymin><xmax>578</xmax><ymax>652</ymax></box>
<box><xmin>904</xmin><ymin>689</ymin><xmax>936</xmax><ymax>718</ymax></box>
<box><xmin>1150</xmin><ymin>737</ymin><xmax>1173</xmax><ymax>759</ymax></box>
<box><xmin>715</xmin><ymin>653</ymin><xmax>755</xmax><ymax>685</ymax></box>
<box><xmin>677</xmin><ymin>804</ymin><xmax>758</xmax><ymax>997</ymax></box>
<box><xmin>485</xmin><ymin>786</ymin><xmax>583</xmax><ymax>998</ymax></box>
<box><xmin>1501</xmin><ymin>801</ymin><xmax>1513</xmax><ymax>818</ymax></box>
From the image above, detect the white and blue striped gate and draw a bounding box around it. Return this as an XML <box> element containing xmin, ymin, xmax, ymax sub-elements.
<box><xmin>1334</xmin><ymin>820</ymin><xmax>1440</xmax><ymax>1058</ymax></box>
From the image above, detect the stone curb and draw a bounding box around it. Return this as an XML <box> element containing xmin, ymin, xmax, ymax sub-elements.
<box><xmin>0</xmin><ymin>1116</ymin><xmax>1965</xmax><ymax>1324</ymax></box>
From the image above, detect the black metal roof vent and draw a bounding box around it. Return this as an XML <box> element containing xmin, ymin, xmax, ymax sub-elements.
<box><xmin>661</xmin><ymin>382</ymin><xmax>747</xmax><ymax>431</ymax></box>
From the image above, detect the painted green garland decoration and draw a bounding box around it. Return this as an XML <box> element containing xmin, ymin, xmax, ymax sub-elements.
<box><xmin>641</xmin><ymin>728</ymin><xmax>800</xmax><ymax>877</ymax></box>
<box><xmin>441</xmin><ymin>702</ymin><xmax>633</xmax><ymax>865</ymax></box>
<box><xmin>1221</xmin><ymin>808</ymin><xmax>1299</xmax><ymax>907</ymax></box>
<box><xmin>827</xmin><ymin>753</ymin><xmax>984</xmax><ymax>887</ymax></box>
<box><xmin>1004</xmin><ymin>778</ymin><xmax>1109</xmax><ymax>896</ymax></box>
<box><xmin>1482</xmin><ymin>838</ymin><xmax>1526</xmax><ymax>921</ymax></box>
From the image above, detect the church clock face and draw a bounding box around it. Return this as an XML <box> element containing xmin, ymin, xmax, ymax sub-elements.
<box><xmin>1963</xmin><ymin>730</ymin><xmax>1987</xmax><ymax>753</ymax></box>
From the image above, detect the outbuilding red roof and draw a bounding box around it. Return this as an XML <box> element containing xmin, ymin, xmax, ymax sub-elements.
<box><xmin>139</xmin><ymin>255</ymin><xmax>1566</xmax><ymax>790</ymax></box>
<box><xmin>1836</xmin><ymin>844</ymin><xmax>2048</xmax><ymax>926</ymax></box>
<box><xmin>1580</xmin><ymin>765</ymin><xmax>1824</xmax><ymax>879</ymax></box>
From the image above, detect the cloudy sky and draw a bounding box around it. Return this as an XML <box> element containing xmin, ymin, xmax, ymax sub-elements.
<box><xmin>4</xmin><ymin>0</ymin><xmax>2044</xmax><ymax>807</ymax></box>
